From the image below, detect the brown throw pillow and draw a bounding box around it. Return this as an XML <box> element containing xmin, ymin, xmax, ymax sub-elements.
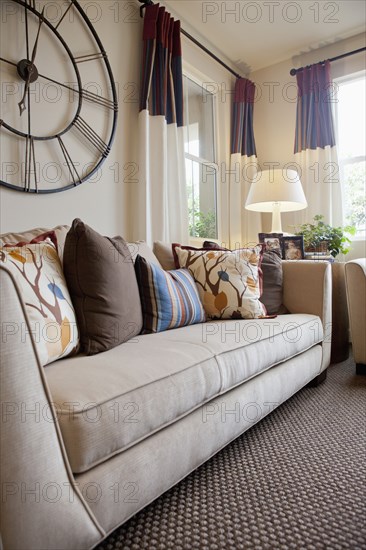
<box><xmin>260</xmin><ymin>249</ymin><xmax>286</xmax><ymax>315</ymax></box>
<box><xmin>63</xmin><ymin>219</ymin><xmax>143</xmax><ymax>355</ymax></box>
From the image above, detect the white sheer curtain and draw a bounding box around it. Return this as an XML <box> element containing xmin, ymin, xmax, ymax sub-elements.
<box><xmin>294</xmin><ymin>147</ymin><xmax>343</xmax><ymax>227</ymax></box>
<box><xmin>229</xmin><ymin>154</ymin><xmax>260</xmax><ymax>247</ymax></box>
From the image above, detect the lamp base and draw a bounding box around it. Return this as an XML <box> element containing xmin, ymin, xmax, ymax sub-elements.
<box><xmin>270</xmin><ymin>203</ymin><xmax>283</xmax><ymax>233</ymax></box>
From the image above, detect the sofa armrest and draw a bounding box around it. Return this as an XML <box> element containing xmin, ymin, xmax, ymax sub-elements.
<box><xmin>282</xmin><ymin>261</ymin><xmax>332</xmax><ymax>371</ymax></box>
<box><xmin>0</xmin><ymin>266</ymin><xmax>103</xmax><ymax>549</ymax></box>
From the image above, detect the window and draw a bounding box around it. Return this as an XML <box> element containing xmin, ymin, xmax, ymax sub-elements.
<box><xmin>334</xmin><ymin>73</ymin><xmax>366</xmax><ymax>238</ymax></box>
<box><xmin>183</xmin><ymin>75</ymin><xmax>218</xmax><ymax>239</ymax></box>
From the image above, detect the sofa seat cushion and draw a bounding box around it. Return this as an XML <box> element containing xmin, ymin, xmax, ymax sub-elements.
<box><xmin>45</xmin><ymin>314</ymin><xmax>323</xmax><ymax>474</ymax></box>
<box><xmin>181</xmin><ymin>314</ymin><xmax>323</xmax><ymax>391</ymax></box>
<box><xmin>46</xmin><ymin>336</ymin><xmax>221</xmax><ymax>474</ymax></box>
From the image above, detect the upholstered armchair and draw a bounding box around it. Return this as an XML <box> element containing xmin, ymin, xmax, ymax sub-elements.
<box><xmin>345</xmin><ymin>259</ymin><xmax>366</xmax><ymax>374</ymax></box>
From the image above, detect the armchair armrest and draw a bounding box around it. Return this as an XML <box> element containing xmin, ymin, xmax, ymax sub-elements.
<box><xmin>345</xmin><ymin>259</ymin><xmax>366</xmax><ymax>367</ymax></box>
<box><xmin>0</xmin><ymin>266</ymin><xmax>102</xmax><ymax>549</ymax></box>
<box><xmin>282</xmin><ymin>261</ymin><xmax>332</xmax><ymax>371</ymax></box>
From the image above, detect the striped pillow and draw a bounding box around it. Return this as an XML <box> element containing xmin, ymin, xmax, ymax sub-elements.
<box><xmin>134</xmin><ymin>255</ymin><xmax>206</xmax><ymax>333</ymax></box>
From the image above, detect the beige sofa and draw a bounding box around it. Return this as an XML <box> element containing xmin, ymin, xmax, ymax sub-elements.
<box><xmin>345</xmin><ymin>259</ymin><xmax>366</xmax><ymax>374</ymax></box>
<box><xmin>0</xmin><ymin>227</ymin><xmax>332</xmax><ymax>550</ymax></box>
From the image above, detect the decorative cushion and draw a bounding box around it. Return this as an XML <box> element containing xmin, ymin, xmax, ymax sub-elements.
<box><xmin>204</xmin><ymin>241</ymin><xmax>285</xmax><ymax>315</ymax></box>
<box><xmin>63</xmin><ymin>219</ymin><xmax>143</xmax><ymax>355</ymax></box>
<box><xmin>2</xmin><ymin>230</ymin><xmax>58</xmax><ymax>249</ymax></box>
<box><xmin>134</xmin><ymin>254</ymin><xmax>206</xmax><ymax>333</ymax></box>
<box><xmin>0</xmin><ymin>240</ymin><xmax>79</xmax><ymax>366</ymax></box>
<box><xmin>172</xmin><ymin>243</ymin><xmax>215</xmax><ymax>269</ymax></box>
<box><xmin>174</xmin><ymin>245</ymin><xmax>266</xmax><ymax>320</ymax></box>
<box><xmin>260</xmin><ymin>249</ymin><xmax>286</xmax><ymax>315</ymax></box>
<box><xmin>0</xmin><ymin>225</ymin><xmax>70</xmax><ymax>263</ymax></box>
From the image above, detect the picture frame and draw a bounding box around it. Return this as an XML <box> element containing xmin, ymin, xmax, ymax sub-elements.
<box><xmin>258</xmin><ymin>233</ymin><xmax>283</xmax><ymax>254</ymax></box>
<box><xmin>281</xmin><ymin>236</ymin><xmax>305</xmax><ymax>260</ymax></box>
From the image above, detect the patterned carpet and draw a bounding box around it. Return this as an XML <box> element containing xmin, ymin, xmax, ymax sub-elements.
<box><xmin>98</xmin><ymin>353</ymin><xmax>366</xmax><ymax>550</ymax></box>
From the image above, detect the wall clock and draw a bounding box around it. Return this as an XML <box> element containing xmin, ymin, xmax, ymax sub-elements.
<box><xmin>0</xmin><ymin>0</ymin><xmax>118</xmax><ymax>193</ymax></box>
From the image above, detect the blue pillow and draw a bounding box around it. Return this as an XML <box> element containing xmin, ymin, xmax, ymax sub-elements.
<box><xmin>134</xmin><ymin>255</ymin><xmax>206</xmax><ymax>333</ymax></box>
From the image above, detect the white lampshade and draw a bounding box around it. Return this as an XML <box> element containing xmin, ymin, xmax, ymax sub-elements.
<box><xmin>245</xmin><ymin>169</ymin><xmax>307</xmax><ymax>233</ymax></box>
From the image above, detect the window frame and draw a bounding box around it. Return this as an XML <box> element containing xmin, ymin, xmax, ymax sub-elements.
<box><xmin>334</xmin><ymin>70</ymin><xmax>366</xmax><ymax>240</ymax></box>
<box><xmin>182</xmin><ymin>67</ymin><xmax>221</xmax><ymax>245</ymax></box>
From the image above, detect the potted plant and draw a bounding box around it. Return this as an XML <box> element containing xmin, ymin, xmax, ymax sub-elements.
<box><xmin>294</xmin><ymin>215</ymin><xmax>356</xmax><ymax>258</ymax></box>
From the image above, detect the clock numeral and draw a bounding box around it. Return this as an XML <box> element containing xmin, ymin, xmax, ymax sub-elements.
<box><xmin>73</xmin><ymin>116</ymin><xmax>110</xmax><ymax>157</ymax></box>
<box><xmin>24</xmin><ymin>136</ymin><xmax>37</xmax><ymax>192</ymax></box>
<box><xmin>57</xmin><ymin>137</ymin><xmax>81</xmax><ymax>186</ymax></box>
<box><xmin>81</xmin><ymin>88</ymin><xmax>118</xmax><ymax>111</ymax></box>
<box><xmin>74</xmin><ymin>52</ymin><xmax>107</xmax><ymax>64</ymax></box>
<box><xmin>25</xmin><ymin>0</ymin><xmax>36</xmax><ymax>9</ymax></box>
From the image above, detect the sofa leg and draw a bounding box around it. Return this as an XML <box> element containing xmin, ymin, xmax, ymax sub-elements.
<box><xmin>307</xmin><ymin>369</ymin><xmax>327</xmax><ymax>387</ymax></box>
<box><xmin>356</xmin><ymin>363</ymin><xmax>366</xmax><ymax>375</ymax></box>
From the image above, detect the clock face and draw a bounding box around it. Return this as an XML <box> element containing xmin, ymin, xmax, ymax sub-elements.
<box><xmin>0</xmin><ymin>0</ymin><xmax>118</xmax><ymax>193</ymax></box>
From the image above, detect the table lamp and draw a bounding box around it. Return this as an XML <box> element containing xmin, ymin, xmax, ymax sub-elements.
<box><xmin>245</xmin><ymin>169</ymin><xmax>307</xmax><ymax>233</ymax></box>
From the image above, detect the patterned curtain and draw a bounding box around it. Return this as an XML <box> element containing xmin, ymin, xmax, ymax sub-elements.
<box><xmin>293</xmin><ymin>61</ymin><xmax>342</xmax><ymax>226</ymax></box>
<box><xmin>229</xmin><ymin>78</ymin><xmax>261</xmax><ymax>247</ymax></box>
<box><xmin>134</xmin><ymin>4</ymin><xmax>188</xmax><ymax>244</ymax></box>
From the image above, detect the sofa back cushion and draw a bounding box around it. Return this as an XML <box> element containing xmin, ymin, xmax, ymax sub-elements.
<box><xmin>135</xmin><ymin>255</ymin><xmax>206</xmax><ymax>333</ymax></box>
<box><xmin>0</xmin><ymin>240</ymin><xmax>79</xmax><ymax>366</ymax></box>
<box><xmin>63</xmin><ymin>219</ymin><xmax>142</xmax><ymax>355</ymax></box>
<box><xmin>153</xmin><ymin>241</ymin><xmax>176</xmax><ymax>271</ymax></box>
<box><xmin>128</xmin><ymin>241</ymin><xmax>162</xmax><ymax>267</ymax></box>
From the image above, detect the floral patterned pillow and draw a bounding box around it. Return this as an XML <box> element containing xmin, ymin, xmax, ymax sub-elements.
<box><xmin>174</xmin><ymin>245</ymin><xmax>266</xmax><ymax>320</ymax></box>
<box><xmin>0</xmin><ymin>240</ymin><xmax>79</xmax><ymax>366</ymax></box>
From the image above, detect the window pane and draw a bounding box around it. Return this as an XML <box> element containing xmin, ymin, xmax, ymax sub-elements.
<box><xmin>186</xmin><ymin>158</ymin><xmax>217</xmax><ymax>239</ymax></box>
<box><xmin>337</xmin><ymin>78</ymin><xmax>366</xmax><ymax>159</ymax></box>
<box><xmin>184</xmin><ymin>77</ymin><xmax>215</xmax><ymax>161</ymax></box>
<box><xmin>335</xmin><ymin>73</ymin><xmax>366</xmax><ymax>236</ymax></box>
<box><xmin>183</xmin><ymin>75</ymin><xmax>217</xmax><ymax>239</ymax></box>
<box><xmin>342</xmin><ymin>161</ymin><xmax>366</xmax><ymax>234</ymax></box>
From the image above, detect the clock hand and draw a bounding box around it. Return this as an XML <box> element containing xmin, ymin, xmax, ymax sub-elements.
<box><xmin>18</xmin><ymin>7</ymin><xmax>45</xmax><ymax>116</ymax></box>
<box><xmin>24</xmin><ymin>0</ymin><xmax>30</xmax><ymax>60</ymax></box>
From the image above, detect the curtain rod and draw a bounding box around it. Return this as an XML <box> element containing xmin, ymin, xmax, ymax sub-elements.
<box><xmin>290</xmin><ymin>47</ymin><xmax>366</xmax><ymax>76</ymax></box>
<box><xmin>138</xmin><ymin>0</ymin><xmax>242</xmax><ymax>79</ymax></box>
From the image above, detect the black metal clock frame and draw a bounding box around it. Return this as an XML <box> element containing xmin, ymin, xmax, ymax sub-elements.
<box><xmin>0</xmin><ymin>0</ymin><xmax>118</xmax><ymax>193</ymax></box>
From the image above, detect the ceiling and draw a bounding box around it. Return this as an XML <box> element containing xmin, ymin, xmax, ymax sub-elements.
<box><xmin>164</xmin><ymin>0</ymin><xmax>366</xmax><ymax>73</ymax></box>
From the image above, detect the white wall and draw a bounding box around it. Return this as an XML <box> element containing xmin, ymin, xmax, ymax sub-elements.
<box><xmin>2</xmin><ymin>4</ymin><xmax>364</xmax><ymax>260</ymax></box>
<box><xmin>250</xmin><ymin>33</ymin><xmax>366</xmax><ymax>258</ymax></box>
<box><xmin>0</xmin><ymin>1</ymin><xmax>235</xmax><ymax>244</ymax></box>
<box><xmin>0</xmin><ymin>0</ymin><xmax>142</xmax><ymax>237</ymax></box>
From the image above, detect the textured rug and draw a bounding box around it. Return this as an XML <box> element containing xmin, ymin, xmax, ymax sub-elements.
<box><xmin>97</xmin><ymin>354</ymin><xmax>366</xmax><ymax>550</ymax></box>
